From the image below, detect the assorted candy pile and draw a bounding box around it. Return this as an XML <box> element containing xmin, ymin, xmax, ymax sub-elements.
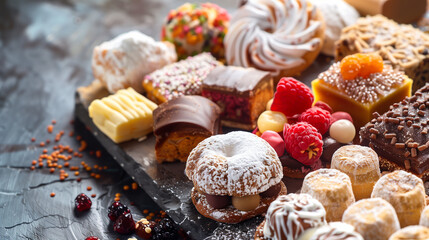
<box><xmin>255</xmin><ymin>77</ymin><xmax>356</xmax><ymax>170</ymax></box>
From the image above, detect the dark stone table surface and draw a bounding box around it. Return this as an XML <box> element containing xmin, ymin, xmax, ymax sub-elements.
<box><xmin>0</xmin><ymin>0</ymin><xmax>238</xmax><ymax>239</ymax></box>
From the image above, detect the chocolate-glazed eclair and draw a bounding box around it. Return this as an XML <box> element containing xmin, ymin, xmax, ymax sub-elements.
<box><xmin>153</xmin><ymin>95</ymin><xmax>221</xmax><ymax>163</ymax></box>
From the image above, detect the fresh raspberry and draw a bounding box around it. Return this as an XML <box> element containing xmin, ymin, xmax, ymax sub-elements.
<box><xmin>299</xmin><ymin>107</ymin><xmax>331</xmax><ymax>135</ymax></box>
<box><xmin>271</xmin><ymin>77</ymin><xmax>314</xmax><ymax>117</ymax></box>
<box><xmin>284</xmin><ymin>122</ymin><xmax>323</xmax><ymax>165</ymax></box>
<box><xmin>314</xmin><ymin>101</ymin><xmax>332</xmax><ymax>113</ymax></box>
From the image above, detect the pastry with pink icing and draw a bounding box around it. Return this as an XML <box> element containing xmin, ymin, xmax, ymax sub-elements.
<box><xmin>254</xmin><ymin>193</ymin><xmax>327</xmax><ymax>240</ymax></box>
<box><xmin>92</xmin><ymin>31</ymin><xmax>177</xmax><ymax>93</ymax></box>
<box><xmin>224</xmin><ymin>0</ymin><xmax>325</xmax><ymax>82</ymax></box>
<box><xmin>185</xmin><ymin>131</ymin><xmax>286</xmax><ymax>223</ymax></box>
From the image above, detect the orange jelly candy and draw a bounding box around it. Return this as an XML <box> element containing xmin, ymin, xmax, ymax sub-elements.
<box><xmin>340</xmin><ymin>53</ymin><xmax>384</xmax><ymax>80</ymax></box>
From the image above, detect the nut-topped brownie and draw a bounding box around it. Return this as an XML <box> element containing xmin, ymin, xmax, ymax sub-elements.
<box><xmin>360</xmin><ymin>84</ymin><xmax>429</xmax><ymax>180</ymax></box>
<box><xmin>336</xmin><ymin>15</ymin><xmax>429</xmax><ymax>93</ymax></box>
<box><xmin>202</xmin><ymin>66</ymin><xmax>273</xmax><ymax>130</ymax></box>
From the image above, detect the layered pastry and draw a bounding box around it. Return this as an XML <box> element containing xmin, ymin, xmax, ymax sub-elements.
<box><xmin>389</xmin><ymin>226</ymin><xmax>429</xmax><ymax>240</ymax></box>
<box><xmin>312</xmin><ymin>53</ymin><xmax>413</xmax><ymax>128</ymax></box>
<box><xmin>309</xmin><ymin>0</ymin><xmax>359</xmax><ymax>56</ymax></box>
<box><xmin>142</xmin><ymin>53</ymin><xmax>221</xmax><ymax>104</ymax></box>
<box><xmin>420</xmin><ymin>206</ymin><xmax>429</xmax><ymax>227</ymax></box>
<box><xmin>185</xmin><ymin>131</ymin><xmax>286</xmax><ymax>223</ymax></box>
<box><xmin>335</xmin><ymin>15</ymin><xmax>429</xmax><ymax>93</ymax></box>
<box><xmin>301</xmin><ymin>168</ymin><xmax>355</xmax><ymax>222</ymax></box>
<box><xmin>88</xmin><ymin>88</ymin><xmax>158</xmax><ymax>143</ymax></box>
<box><xmin>371</xmin><ymin>170</ymin><xmax>426</xmax><ymax>227</ymax></box>
<box><xmin>202</xmin><ymin>66</ymin><xmax>273</xmax><ymax>130</ymax></box>
<box><xmin>342</xmin><ymin>198</ymin><xmax>400</xmax><ymax>240</ymax></box>
<box><xmin>161</xmin><ymin>3</ymin><xmax>229</xmax><ymax>60</ymax></box>
<box><xmin>92</xmin><ymin>31</ymin><xmax>177</xmax><ymax>93</ymax></box>
<box><xmin>224</xmin><ymin>0</ymin><xmax>325</xmax><ymax>82</ymax></box>
<box><xmin>360</xmin><ymin>85</ymin><xmax>429</xmax><ymax>181</ymax></box>
<box><xmin>153</xmin><ymin>96</ymin><xmax>221</xmax><ymax>163</ymax></box>
<box><xmin>298</xmin><ymin>222</ymin><xmax>364</xmax><ymax>240</ymax></box>
<box><xmin>254</xmin><ymin>194</ymin><xmax>326</xmax><ymax>240</ymax></box>
<box><xmin>343</xmin><ymin>0</ymin><xmax>426</xmax><ymax>24</ymax></box>
<box><xmin>331</xmin><ymin>145</ymin><xmax>381</xmax><ymax>200</ymax></box>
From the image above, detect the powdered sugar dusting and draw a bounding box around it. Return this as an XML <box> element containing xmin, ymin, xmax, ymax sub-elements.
<box><xmin>186</xmin><ymin>131</ymin><xmax>283</xmax><ymax>196</ymax></box>
<box><xmin>308</xmin><ymin>222</ymin><xmax>364</xmax><ymax>240</ymax></box>
<box><xmin>331</xmin><ymin>145</ymin><xmax>380</xmax><ymax>175</ymax></box>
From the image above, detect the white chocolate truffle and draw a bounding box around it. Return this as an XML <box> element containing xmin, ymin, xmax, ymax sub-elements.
<box><xmin>329</xmin><ymin>119</ymin><xmax>355</xmax><ymax>143</ymax></box>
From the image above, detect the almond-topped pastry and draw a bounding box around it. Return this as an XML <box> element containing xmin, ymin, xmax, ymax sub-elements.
<box><xmin>153</xmin><ymin>95</ymin><xmax>221</xmax><ymax>163</ymax></box>
<box><xmin>360</xmin><ymin>84</ymin><xmax>429</xmax><ymax>181</ymax></box>
<box><xmin>371</xmin><ymin>170</ymin><xmax>426</xmax><ymax>227</ymax></box>
<box><xmin>331</xmin><ymin>145</ymin><xmax>381</xmax><ymax>200</ymax></box>
<box><xmin>301</xmin><ymin>168</ymin><xmax>355</xmax><ymax>222</ymax></box>
<box><xmin>92</xmin><ymin>31</ymin><xmax>177</xmax><ymax>93</ymax></box>
<box><xmin>342</xmin><ymin>198</ymin><xmax>400</xmax><ymax>240</ymax></box>
<box><xmin>254</xmin><ymin>193</ymin><xmax>326</xmax><ymax>240</ymax></box>
<box><xmin>225</xmin><ymin>0</ymin><xmax>325</xmax><ymax>82</ymax></box>
<box><xmin>335</xmin><ymin>15</ymin><xmax>429</xmax><ymax>93</ymax></box>
<box><xmin>185</xmin><ymin>131</ymin><xmax>286</xmax><ymax>224</ymax></box>
<box><xmin>312</xmin><ymin>53</ymin><xmax>412</xmax><ymax>128</ymax></box>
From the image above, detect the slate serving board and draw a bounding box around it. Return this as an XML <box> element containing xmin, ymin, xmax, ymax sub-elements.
<box><xmin>74</xmin><ymin>56</ymin><xmax>332</xmax><ymax>240</ymax></box>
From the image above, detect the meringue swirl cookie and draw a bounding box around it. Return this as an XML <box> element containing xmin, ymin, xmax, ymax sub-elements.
<box><xmin>298</xmin><ymin>222</ymin><xmax>364</xmax><ymax>240</ymax></box>
<box><xmin>225</xmin><ymin>0</ymin><xmax>325</xmax><ymax>81</ymax></box>
<box><xmin>92</xmin><ymin>31</ymin><xmax>177</xmax><ymax>93</ymax></box>
<box><xmin>254</xmin><ymin>193</ymin><xmax>326</xmax><ymax>240</ymax></box>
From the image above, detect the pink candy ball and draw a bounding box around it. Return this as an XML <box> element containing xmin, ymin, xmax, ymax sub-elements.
<box><xmin>331</xmin><ymin>111</ymin><xmax>353</xmax><ymax>124</ymax></box>
<box><xmin>260</xmin><ymin>130</ymin><xmax>285</xmax><ymax>157</ymax></box>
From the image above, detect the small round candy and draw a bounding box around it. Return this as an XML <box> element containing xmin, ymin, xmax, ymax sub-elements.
<box><xmin>331</xmin><ymin>111</ymin><xmax>353</xmax><ymax>124</ymax></box>
<box><xmin>266</xmin><ymin>98</ymin><xmax>273</xmax><ymax>110</ymax></box>
<box><xmin>257</xmin><ymin>110</ymin><xmax>287</xmax><ymax>133</ymax></box>
<box><xmin>232</xmin><ymin>194</ymin><xmax>261</xmax><ymax>211</ymax></box>
<box><xmin>260</xmin><ymin>130</ymin><xmax>285</xmax><ymax>156</ymax></box>
<box><xmin>329</xmin><ymin>119</ymin><xmax>355</xmax><ymax>143</ymax></box>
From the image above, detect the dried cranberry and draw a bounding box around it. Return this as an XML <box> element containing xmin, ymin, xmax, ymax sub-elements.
<box><xmin>108</xmin><ymin>201</ymin><xmax>130</xmax><ymax>221</ymax></box>
<box><xmin>113</xmin><ymin>212</ymin><xmax>135</xmax><ymax>234</ymax></box>
<box><xmin>75</xmin><ymin>193</ymin><xmax>92</xmax><ymax>212</ymax></box>
<box><xmin>85</xmin><ymin>237</ymin><xmax>100</xmax><ymax>240</ymax></box>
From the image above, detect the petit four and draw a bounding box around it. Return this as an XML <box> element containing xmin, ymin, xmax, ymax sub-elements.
<box><xmin>331</xmin><ymin>145</ymin><xmax>381</xmax><ymax>200</ymax></box>
<box><xmin>420</xmin><ymin>206</ymin><xmax>429</xmax><ymax>227</ymax></box>
<box><xmin>360</xmin><ymin>85</ymin><xmax>429</xmax><ymax>181</ymax></box>
<box><xmin>153</xmin><ymin>95</ymin><xmax>221</xmax><ymax>163</ymax></box>
<box><xmin>371</xmin><ymin>170</ymin><xmax>426</xmax><ymax>227</ymax></box>
<box><xmin>312</xmin><ymin>53</ymin><xmax>412</xmax><ymax>128</ymax></box>
<box><xmin>161</xmin><ymin>3</ymin><xmax>229</xmax><ymax>60</ymax></box>
<box><xmin>389</xmin><ymin>225</ymin><xmax>429</xmax><ymax>240</ymax></box>
<box><xmin>342</xmin><ymin>198</ymin><xmax>400</xmax><ymax>240</ymax></box>
<box><xmin>343</xmin><ymin>0</ymin><xmax>426</xmax><ymax>24</ymax></box>
<box><xmin>301</xmin><ymin>168</ymin><xmax>355</xmax><ymax>222</ymax></box>
<box><xmin>142</xmin><ymin>53</ymin><xmax>221</xmax><ymax>104</ymax></box>
<box><xmin>88</xmin><ymin>88</ymin><xmax>157</xmax><ymax>143</ymax></box>
<box><xmin>335</xmin><ymin>15</ymin><xmax>429</xmax><ymax>93</ymax></box>
<box><xmin>298</xmin><ymin>222</ymin><xmax>364</xmax><ymax>240</ymax></box>
<box><xmin>224</xmin><ymin>0</ymin><xmax>325</xmax><ymax>81</ymax></box>
<box><xmin>254</xmin><ymin>194</ymin><xmax>326</xmax><ymax>240</ymax></box>
<box><xmin>202</xmin><ymin>66</ymin><xmax>273</xmax><ymax>130</ymax></box>
<box><xmin>185</xmin><ymin>131</ymin><xmax>286</xmax><ymax>223</ymax></box>
<box><xmin>92</xmin><ymin>31</ymin><xmax>177</xmax><ymax>93</ymax></box>
<box><xmin>309</xmin><ymin>0</ymin><xmax>359</xmax><ymax>56</ymax></box>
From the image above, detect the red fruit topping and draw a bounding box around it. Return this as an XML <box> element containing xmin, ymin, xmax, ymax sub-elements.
<box><xmin>136</xmin><ymin>218</ymin><xmax>156</xmax><ymax>239</ymax></box>
<box><xmin>314</xmin><ymin>101</ymin><xmax>333</xmax><ymax>114</ymax></box>
<box><xmin>284</xmin><ymin>122</ymin><xmax>323</xmax><ymax>166</ymax></box>
<box><xmin>260</xmin><ymin>130</ymin><xmax>285</xmax><ymax>156</ymax></box>
<box><xmin>331</xmin><ymin>111</ymin><xmax>353</xmax><ymax>124</ymax></box>
<box><xmin>271</xmin><ymin>77</ymin><xmax>314</xmax><ymax>117</ymax></box>
<box><xmin>108</xmin><ymin>201</ymin><xmax>130</xmax><ymax>222</ymax></box>
<box><xmin>299</xmin><ymin>107</ymin><xmax>332</xmax><ymax>135</ymax></box>
<box><xmin>340</xmin><ymin>55</ymin><xmax>360</xmax><ymax>80</ymax></box>
<box><xmin>85</xmin><ymin>237</ymin><xmax>100</xmax><ymax>240</ymax></box>
<box><xmin>113</xmin><ymin>212</ymin><xmax>135</xmax><ymax>234</ymax></box>
<box><xmin>75</xmin><ymin>193</ymin><xmax>92</xmax><ymax>212</ymax></box>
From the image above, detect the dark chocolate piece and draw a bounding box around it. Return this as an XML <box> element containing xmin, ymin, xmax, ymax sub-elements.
<box><xmin>321</xmin><ymin>137</ymin><xmax>350</xmax><ymax>163</ymax></box>
<box><xmin>360</xmin><ymin>84</ymin><xmax>429</xmax><ymax>176</ymax></box>
<box><xmin>260</xmin><ymin>183</ymin><xmax>282</xmax><ymax>198</ymax></box>
<box><xmin>279</xmin><ymin>153</ymin><xmax>306</xmax><ymax>169</ymax></box>
<box><xmin>204</xmin><ymin>193</ymin><xmax>231</xmax><ymax>209</ymax></box>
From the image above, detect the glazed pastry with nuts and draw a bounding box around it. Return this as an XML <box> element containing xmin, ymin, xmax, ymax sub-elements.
<box><xmin>185</xmin><ymin>131</ymin><xmax>286</xmax><ymax>223</ymax></box>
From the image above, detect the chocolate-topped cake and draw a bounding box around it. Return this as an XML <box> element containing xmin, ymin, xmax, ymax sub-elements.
<box><xmin>202</xmin><ymin>66</ymin><xmax>273</xmax><ymax>130</ymax></box>
<box><xmin>360</xmin><ymin>84</ymin><xmax>429</xmax><ymax>180</ymax></box>
<box><xmin>153</xmin><ymin>95</ymin><xmax>221</xmax><ymax>163</ymax></box>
